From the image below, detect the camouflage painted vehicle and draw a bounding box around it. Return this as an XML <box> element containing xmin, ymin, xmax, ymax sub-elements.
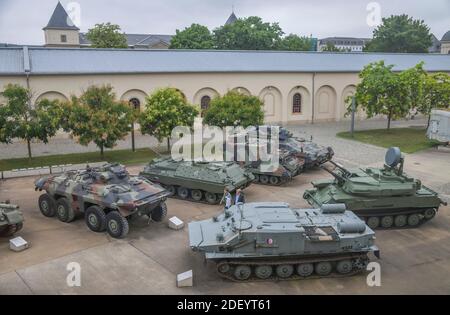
<box><xmin>34</xmin><ymin>163</ymin><xmax>170</xmax><ymax>238</ymax></box>
<box><xmin>304</xmin><ymin>147</ymin><xmax>447</xmax><ymax>229</ymax></box>
<box><xmin>140</xmin><ymin>158</ymin><xmax>254</xmax><ymax>204</ymax></box>
<box><xmin>0</xmin><ymin>201</ymin><xmax>24</xmax><ymax>237</ymax></box>
<box><xmin>189</xmin><ymin>202</ymin><xmax>379</xmax><ymax>282</ymax></box>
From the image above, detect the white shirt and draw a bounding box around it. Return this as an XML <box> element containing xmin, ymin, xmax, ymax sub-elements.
<box><xmin>225</xmin><ymin>193</ymin><xmax>232</xmax><ymax>208</ymax></box>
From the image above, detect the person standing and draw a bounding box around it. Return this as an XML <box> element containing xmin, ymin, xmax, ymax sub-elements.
<box><xmin>234</xmin><ymin>189</ymin><xmax>245</xmax><ymax>204</ymax></box>
<box><xmin>221</xmin><ymin>188</ymin><xmax>232</xmax><ymax>210</ymax></box>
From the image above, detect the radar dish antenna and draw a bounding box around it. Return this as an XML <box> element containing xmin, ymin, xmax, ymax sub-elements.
<box><xmin>385</xmin><ymin>147</ymin><xmax>402</xmax><ymax>168</ymax></box>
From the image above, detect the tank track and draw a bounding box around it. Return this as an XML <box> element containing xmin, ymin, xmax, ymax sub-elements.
<box><xmin>252</xmin><ymin>174</ymin><xmax>291</xmax><ymax>186</ymax></box>
<box><xmin>357</xmin><ymin>207</ymin><xmax>439</xmax><ymax>230</ymax></box>
<box><xmin>159</xmin><ymin>184</ymin><xmax>223</xmax><ymax>205</ymax></box>
<box><xmin>0</xmin><ymin>223</ymin><xmax>23</xmax><ymax>237</ymax></box>
<box><xmin>215</xmin><ymin>252</ymin><xmax>370</xmax><ymax>282</ymax></box>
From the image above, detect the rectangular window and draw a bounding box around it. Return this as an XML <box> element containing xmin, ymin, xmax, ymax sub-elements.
<box><xmin>61</xmin><ymin>34</ymin><xmax>67</xmax><ymax>43</ymax></box>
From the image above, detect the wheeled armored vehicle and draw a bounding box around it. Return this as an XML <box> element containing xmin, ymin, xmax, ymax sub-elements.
<box><xmin>140</xmin><ymin>158</ymin><xmax>254</xmax><ymax>204</ymax></box>
<box><xmin>35</xmin><ymin>163</ymin><xmax>170</xmax><ymax>238</ymax></box>
<box><xmin>189</xmin><ymin>202</ymin><xmax>379</xmax><ymax>282</ymax></box>
<box><xmin>0</xmin><ymin>201</ymin><xmax>24</xmax><ymax>237</ymax></box>
<box><xmin>304</xmin><ymin>147</ymin><xmax>447</xmax><ymax>229</ymax></box>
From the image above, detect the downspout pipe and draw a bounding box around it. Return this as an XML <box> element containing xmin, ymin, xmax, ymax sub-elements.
<box><xmin>311</xmin><ymin>72</ymin><xmax>316</xmax><ymax>124</ymax></box>
<box><xmin>22</xmin><ymin>46</ymin><xmax>32</xmax><ymax>106</ymax></box>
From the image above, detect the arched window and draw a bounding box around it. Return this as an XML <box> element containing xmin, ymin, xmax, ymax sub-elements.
<box><xmin>292</xmin><ymin>93</ymin><xmax>302</xmax><ymax>113</ymax></box>
<box><xmin>129</xmin><ymin>98</ymin><xmax>141</xmax><ymax>111</ymax></box>
<box><xmin>201</xmin><ymin>95</ymin><xmax>211</xmax><ymax>111</ymax></box>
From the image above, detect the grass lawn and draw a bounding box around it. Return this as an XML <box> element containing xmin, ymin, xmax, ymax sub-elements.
<box><xmin>0</xmin><ymin>148</ymin><xmax>157</xmax><ymax>171</ymax></box>
<box><xmin>337</xmin><ymin>127</ymin><xmax>440</xmax><ymax>154</ymax></box>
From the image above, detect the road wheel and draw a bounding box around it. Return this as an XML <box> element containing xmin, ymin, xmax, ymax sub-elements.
<box><xmin>255</xmin><ymin>265</ymin><xmax>272</xmax><ymax>280</ymax></box>
<box><xmin>275</xmin><ymin>264</ymin><xmax>293</xmax><ymax>278</ymax></box>
<box><xmin>191</xmin><ymin>190</ymin><xmax>202</xmax><ymax>201</ymax></box>
<box><xmin>38</xmin><ymin>193</ymin><xmax>56</xmax><ymax>217</ymax></box>
<box><xmin>407</xmin><ymin>214</ymin><xmax>420</xmax><ymax>227</ymax></box>
<box><xmin>0</xmin><ymin>223</ymin><xmax>22</xmax><ymax>237</ymax></box>
<box><xmin>106</xmin><ymin>211</ymin><xmax>129</xmax><ymax>238</ymax></box>
<box><xmin>218</xmin><ymin>263</ymin><xmax>231</xmax><ymax>274</ymax></box>
<box><xmin>166</xmin><ymin>185</ymin><xmax>176</xmax><ymax>196</ymax></box>
<box><xmin>366</xmin><ymin>217</ymin><xmax>380</xmax><ymax>229</ymax></box>
<box><xmin>336</xmin><ymin>260</ymin><xmax>353</xmax><ymax>274</ymax></box>
<box><xmin>55</xmin><ymin>197</ymin><xmax>76</xmax><ymax>223</ymax></box>
<box><xmin>151</xmin><ymin>202</ymin><xmax>167</xmax><ymax>222</ymax></box>
<box><xmin>296</xmin><ymin>263</ymin><xmax>314</xmax><ymax>277</ymax></box>
<box><xmin>259</xmin><ymin>175</ymin><xmax>269</xmax><ymax>185</ymax></box>
<box><xmin>253</xmin><ymin>174</ymin><xmax>260</xmax><ymax>183</ymax></box>
<box><xmin>315</xmin><ymin>261</ymin><xmax>332</xmax><ymax>276</ymax></box>
<box><xmin>269</xmin><ymin>176</ymin><xmax>280</xmax><ymax>185</ymax></box>
<box><xmin>234</xmin><ymin>265</ymin><xmax>251</xmax><ymax>281</ymax></box>
<box><xmin>424</xmin><ymin>208</ymin><xmax>436</xmax><ymax>220</ymax></box>
<box><xmin>394</xmin><ymin>215</ymin><xmax>407</xmax><ymax>227</ymax></box>
<box><xmin>85</xmin><ymin>206</ymin><xmax>106</xmax><ymax>232</ymax></box>
<box><xmin>380</xmin><ymin>216</ymin><xmax>394</xmax><ymax>229</ymax></box>
<box><xmin>205</xmin><ymin>192</ymin><xmax>218</xmax><ymax>204</ymax></box>
<box><xmin>177</xmin><ymin>187</ymin><xmax>189</xmax><ymax>199</ymax></box>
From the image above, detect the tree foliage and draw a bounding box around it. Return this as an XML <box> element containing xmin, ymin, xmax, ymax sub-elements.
<box><xmin>86</xmin><ymin>22</ymin><xmax>128</xmax><ymax>48</ymax></box>
<box><xmin>277</xmin><ymin>34</ymin><xmax>312</xmax><ymax>51</ymax></box>
<box><xmin>203</xmin><ymin>91</ymin><xmax>264</xmax><ymax>128</ymax></box>
<box><xmin>213</xmin><ymin>16</ymin><xmax>284</xmax><ymax>50</ymax></box>
<box><xmin>421</xmin><ymin>72</ymin><xmax>450</xmax><ymax>117</ymax></box>
<box><xmin>365</xmin><ymin>15</ymin><xmax>432</xmax><ymax>53</ymax></box>
<box><xmin>62</xmin><ymin>85</ymin><xmax>133</xmax><ymax>156</ymax></box>
<box><xmin>139</xmin><ymin>88</ymin><xmax>199</xmax><ymax>147</ymax></box>
<box><xmin>169</xmin><ymin>24</ymin><xmax>214</xmax><ymax>49</ymax></box>
<box><xmin>0</xmin><ymin>84</ymin><xmax>62</xmax><ymax>159</ymax></box>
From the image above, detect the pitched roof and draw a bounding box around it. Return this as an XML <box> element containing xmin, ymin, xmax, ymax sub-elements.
<box><xmin>1</xmin><ymin>47</ymin><xmax>449</xmax><ymax>76</ymax></box>
<box><xmin>442</xmin><ymin>30</ymin><xmax>450</xmax><ymax>42</ymax></box>
<box><xmin>319</xmin><ymin>37</ymin><xmax>371</xmax><ymax>45</ymax></box>
<box><xmin>43</xmin><ymin>2</ymin><xmax>79</xmax><ymax>31</ymax></box>
<box><xmin>79</xmin><ymin>33</ymin><xmax>172</xmax><ymax>47</ymax></box>
<box><xmin>225</xmin><ymin>12</ymin><xmax>238</xmax><ymax>25</ymax></box>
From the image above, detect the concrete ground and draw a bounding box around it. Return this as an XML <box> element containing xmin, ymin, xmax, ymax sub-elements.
<box><xmin>1</xmin><ymin>119</ymin><xmax>450</xmax><ymax>295</ymax></box>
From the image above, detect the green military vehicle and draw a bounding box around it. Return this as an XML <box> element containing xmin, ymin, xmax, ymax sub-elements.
<box><xmin>140</xmin><ymin>158</ymin><xmax>254</xmax><ymax>204</ymax></box>
<box><xmin>34</xmin><ymin>163</ymin><xmax>170</xmax><ymax>238</ymax></box>
<box><xmin>0</xmin><ymin>201</ymin><xmax>24</xmax><ymax>237</ymax></box>
<box><xmin>304</xmin><ymin>147</ymin><xmax>447</xmax><ymax>229</ymax></box>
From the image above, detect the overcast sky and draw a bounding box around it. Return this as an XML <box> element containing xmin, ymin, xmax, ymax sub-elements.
<box><xmin>0</xmin><ymin>0</ymin><xmax>449</xmax><ymax>45</ymax></box>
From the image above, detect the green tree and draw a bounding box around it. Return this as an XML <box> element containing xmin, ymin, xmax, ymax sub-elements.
<box><xmin>203</xmin><ymin>91</ymin><xmax>264</xmax><ymax>128</ymax></box>
<box><xmin>0</xmin><ymin>84</ymin><xmax>62</xmax><ymax>159</ymax></box>
<box><xmin>421</xmin><ymin>72</ymin><xmax>450</xmax><ymax>126</ymax></box>
<box><xmin>277</xmin><ymin>34</ymin><xmax>312</xmax><ymax>51</ymax></box>
<box><xmin>321</xmin><ymin>42</ymin><xmax>342</xmax><ymax>52</ymax></box>
<box><xmin>213</xmin><ymin>16</ymin><xmax>284</xmax><ymax>50</ymax></box>
<box><xmin>63</xmin><ymin>85</ymin><xmax>133</xmax><ymax>157</ymax></box>
<box><xmin>169</xmin><ymin>24</ymin><xmax>214</xmax><ymax>49</ymax></box>
<box><xmin>352</xmin><ymin>61</ymin><xmax>409</xmax><ymax>130</ymax></box>
<box><xmin>365</xmin><ymin>15</ymin><xmax>432</xmax><ymax>53</ymax></box>
<box><xmin>139</xmin><ymin>88</ymin><xmax>199</xmax><ymax>149</ymax></box>
<box><xmin>86</xmin><ymin>22</ymin><xmax>128</xmax><ymax>48</ymax></box>
<box><xmin>399</xmin><ymin>62</ymin><xmax>427</xmax><ymax>117</ymax></box>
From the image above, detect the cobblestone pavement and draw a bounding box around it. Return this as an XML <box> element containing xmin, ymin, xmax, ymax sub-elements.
<box><xmin>0</xmin><ymin>118</ymin><xmax>428</xmax><ymax>165</ymax></box>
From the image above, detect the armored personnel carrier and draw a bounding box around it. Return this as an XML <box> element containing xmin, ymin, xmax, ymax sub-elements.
<box><xmin>189</xmin><ymin>202</ymin><xmax>379</xmax><ymax>282</ymax></box>
<box><xmin>35</xmin><ymin>163</ymin><xmax>170</xmax><ymax>238</ymax></box>
<box><xmin>304</xmin><ymin>147</ymin><xmax>447</xmax><ymax>229</ymax></box>
<box><xmin>140</xmin><ymin>158</ymin><xmax>254</xmax><ymax>204</ymax></box>
<box><xmin>0</xmin><ymin>201</ymin><xmax>24</xmax><ymax>237</ymax></box>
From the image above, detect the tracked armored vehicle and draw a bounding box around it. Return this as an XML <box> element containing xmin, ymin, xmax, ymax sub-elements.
<box><xmin>304</xmin><ymin>147</ymin><xmax>447</xmax><ymax>229</ymax></box>
<box><xmin>189</xmin><ymin>202</ymin><xmax>379</xmax><ymax>282</ymax></box>
<box><xmin>0</xmin><ymin>202</ymin><xmax>24</xmax><ymax>237</ymax></box>
<box><xmin>140</xmin><ymin>158</ymin><xmax>254</xmax><ymax>204</ymax></box>
<box><xmin>35</xmin><ymin>163</ymin><xmax>170</xmax><ymax>238</ymax></box>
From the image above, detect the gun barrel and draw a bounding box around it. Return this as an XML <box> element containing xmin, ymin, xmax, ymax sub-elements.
<box><xmin>328</xmin><ymin>160</ymin><xmax>351</xmax><ymax>176</ymax></box>
<box><xmin>321</xmin><ymin>165</ymin><xmax>346</xmax><ymax>183</ymax></box>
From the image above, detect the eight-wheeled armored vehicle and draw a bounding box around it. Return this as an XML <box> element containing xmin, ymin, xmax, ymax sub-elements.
<box><xmin>34</xmin><ymin>163</ymin><xmax>170</xmax><ymax>238</ymax></box>
<box><xmin>140</xmin><ymin>158</ymin><xmax>254</xmax><ymax>204</ymax></box>
<box><xmin>189</xmin><ymin>202</ymin><xmax>379</xmax><ymax>282</ymax></box>
<box><xmin>304</xmin><ymin>147</ymin><xmax>447</xmax><ymax>229</ymax></box>
<box><xmin>0</xmin><ymin>201</ymin><xmax>24</xmax><ymax>237</ymax></box>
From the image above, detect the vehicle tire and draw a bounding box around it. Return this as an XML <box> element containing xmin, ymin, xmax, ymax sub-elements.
<box><xmin>259</xmin><ymin>175</ymin><xmax>269</xmax><ymax>185</ymax></box>
<box><xmin>275</xmin><ymin>264</ymin><xmax>293</xmax><ymax>278</ymax></box>
<box><xmin>205</xmin><ymin>192</ymin><xmax>218</xmax><ymax>204</ymax></box>
<box><xmin>296</xmin><ymin>263</ymin><xmax>314</xmax><ymax>277</ymax></box>
<box><xmin>38</xmin><ymin>193</ymin><xmax>56</xmax><ymax>217</ymax></box>
<box><xmin>85</xmin><ymin>206</ymin><xmax>106</xmax><ymax>232</ymax></box>
<box><xmin>105</xmin><ymin>211</ymin><xmax>129</xmax><ymax>238</ymax></box>
<box><xmin>177</xmin><ymin>187</ymin><xmax>189</xmax><ymax>199</ymax></box>
<box><xmin>366</xmin><ymin>217</ymin><xmax>380</xmax><ymax>229</ymax></box>
<box><xmin>151</xmin><ymin>202</ymin><xmax>167</xmax><ymax>222</ymax></box>
<box><xmin>407</xmin><ymin>214</ymin><xmax>420</xmax><ymax>227</ymax></box>
<box><xmin>191</xmin><ymin>190</ymin><xmax>202</xmax><ymax>201</ymax></box>
<box><xmin>166</xmin><ymin>185</ymin><xmax>176</xmax><ymax>196</ymax></box>
<box><xmin>315</xmin><ymin>261</ymin><xmax>332</xmax><ymax>276</ymax></box>
<box><xmin>55</xmin><ymin>197</ymin><xmax>76</xmax><ymax>223</ymax></box>
<box><xmin>424</xmin><ymin>208</ymin><xmax>436</xmax><ymax>220</ymax></box>
<box><xmin>234</xmin><ymin>265</ymin><xmax>252</xmax><ymax>281</ymax></box>
<box><xmin>218</xmin><ymin>263</ymin><xmax>231</xmax><ymax>274</ymax></box>
<box><xmin>269</xmin><ymin>176</ymin><xmax>280</xmax><ymax>185</ymax></box>
<box><xmin>380</xmin><ymin>216</ymin><xmax>394</xmax><ymax>229</ymax></box>
<box><xmin>255</xmin><ymin>265</ymin><xmax>273</xmax><ymax>280</ymax></box>
<box><xmin>336</xmin><ymin>260</ymin><xmax>353</xmax><ymax>274</ymax></box>
<box><xmin>394</xmin><ymin>215</ymin><xmax>407</xmax><ymax>227</ymax></box>
<box><xmin>253</xmin><ymin>174</ymin><xmax>260</xmax><ymax>183</ymax></box>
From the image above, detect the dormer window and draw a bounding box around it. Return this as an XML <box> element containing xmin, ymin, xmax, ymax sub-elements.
<box><xmin>61</xmin><ymin>34</ymin><xmax>67</xmax><ymax>43</ymax></box>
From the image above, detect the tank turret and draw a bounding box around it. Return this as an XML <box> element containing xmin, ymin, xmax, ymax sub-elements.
<box><xmin>0</xmin><ymin>202</ymin><xmax>24</xmax><ymax>237</ymax></box>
